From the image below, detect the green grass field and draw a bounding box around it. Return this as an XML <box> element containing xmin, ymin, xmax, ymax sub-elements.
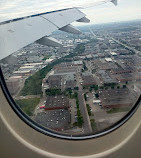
<box><xmin>107</xmin><ymin>107</ymin><xmax>130</xmax><ymax>114</ymax></box>
<box><xmin>15</xmin><ymin>98</ymin><xmax>40</xmax><ymax>116</ymax></box>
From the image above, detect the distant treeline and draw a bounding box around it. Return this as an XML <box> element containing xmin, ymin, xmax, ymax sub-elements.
<box><xmin>74</xmin><ymin>43</ymin><xmax>85</xmax><ymax>54</ymax></box>
<box><xmin>114</xmin><ymin>27</ymin><xmax>138</xmax><ymax>32</ymax></box>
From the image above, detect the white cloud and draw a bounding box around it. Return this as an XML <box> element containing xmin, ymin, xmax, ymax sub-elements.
<box><xmin>82</xmin><ymin>3</ymin><xmax>141</xmax><ymax>24</ymax></box>
<box><xmin>0</xmin><ymin>0</ymin><xmax>113</xmax><ymax>21</ymax></box>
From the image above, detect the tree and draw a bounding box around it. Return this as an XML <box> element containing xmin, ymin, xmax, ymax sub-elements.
<box><xmin>46</xmin><ymin>89</ymin><xmax>62</xmax><ymax>96</ymax></box>
<box><xmin>99</xmin><ymin>86</ymin><xmax>104</xmax><ymax>90</ymax></box>
<box><xmin>74</xmin><ymin>43</ymin><xmax>85</xmax><ymax>54</ymax></box>
<box><xmin>95</xmin><ymin>93</ymin><xmax>99</xmax><ymax>98</ymax></box>
<box><xmin>111</xmin><ymin>86</ymin><xmax>115</xmax><ymax>89</ymax></box>
<box><xmin>86</xmin><ymin>104</ymin><xmax>91</xmax><ymax>116</ymax></box>
<box><xmin>117</xmin><ymin>86</ymin><xmax>120</xmax><ymax>89</ymax></box>
<box><xmin>94</xmin><ymin>85</ymin><xmax>99</xmax><ymax>91</ymax></box>
<box><xmin>123</xmin><ymin>85</ymin><xmax>126</xmax><ymax>88</ymax></box>
<box><xmin>89</xmin><ymin>87</ymin><xmax>92</xmax><ymax>92</ymax></box>
<box><xmin>74</xmin><ymin>87</ymin><xmax>79</xmax><ymax>90</ymax></box>
<box><xmin>84</xmin><ymin>93</ymin><xmax>87</xmax><ymax>101</ymax></box>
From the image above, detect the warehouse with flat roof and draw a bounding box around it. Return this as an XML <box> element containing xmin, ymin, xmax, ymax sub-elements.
<box><xmin>99</xmin><ymin>88</ymin><xmax>134</xmax><ymax>109</ymax></box>
<box><xmin>45</xmin><ymin>95</ymin><xmax>70</xmax><ymax>110</ymax></box>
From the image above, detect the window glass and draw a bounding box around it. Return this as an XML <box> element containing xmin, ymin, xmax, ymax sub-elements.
<box><xmin>0</xmin><ymin>0</ymin><xmax>141</xmax><ymax>138</ymax></box>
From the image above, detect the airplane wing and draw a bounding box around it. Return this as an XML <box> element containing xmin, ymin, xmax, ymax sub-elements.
<box><xmin>0</xmin><ymin>8</ymin><xmax>89</xmax><ymax>60</ymax></box>
<box><xmin>0</xmin><ymin>0</ymin><xmax>117</xmax><ymax>60</ymax></box>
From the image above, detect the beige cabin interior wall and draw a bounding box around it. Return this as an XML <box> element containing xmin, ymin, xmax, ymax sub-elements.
<box><xmin>0</xmin><ymin>87</ymin><xmax>141</xmax><ymax>158</ymax></box>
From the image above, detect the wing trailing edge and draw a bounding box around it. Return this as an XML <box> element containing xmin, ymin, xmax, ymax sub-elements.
<box><xmin>0</xmin><ymin>0</ymin><xmax>118</xmax><ymax>60</ymax></box>
<box><xmin>0</xmin><ymin>8</ymin><xmax>88</xmax><ymax>60</ymax></box>
<box><xmin>59</xmin><ymin>24</ymin><xmax>82</xmax><ymax>34</ymax></box>
<box><xmin>36</xmin><ymin>37</ymin><xmax>62</xmax><ymax>47</ymax></box>
<box><xmin>77</xmin><ymin>17</ymin><xmax>90</xmax><ymax>23</ymax></box>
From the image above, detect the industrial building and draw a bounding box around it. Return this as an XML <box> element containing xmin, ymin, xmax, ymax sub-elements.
<box><xmin>115</xmin><ymin>73</ymin><xmax>133</xmax><ymax>82</ymax></box>
<box><xmin>99</xmin><ymin>88</ymin><xmax>134</xmax><ymax>109</ymax></box>
<box><xmin>111</xmin><ymin>68</ymin><xmax>132</xmax><ymax>74</ymax></box>
<box><xmin>115</xmin><ymin>72</ymin><xmax>141</xmax><ymax>82</ymax></box>
<box><xmin>92</xmin><ymin>59</ymin><xmax>116</xmax><ymax>70</ymax></box>
<box><xmin>64</xmin><ymin>74</ymin><xmax>76</xmax><ymax>89</ymax></box>
<box><xmin>47</xmin><ymin>75</ymin><xmax>62</xmax><ymax>89</ymax></box>
<box><xmin>97</xmin><ymin>70</ymin><xmax>117</xmax><ymax>85</ymax></box>
<box><xmin>82</xmin><ymin>72</ymin><xmax>96</xmax><ymax>86</ymax></box>
<box><xmin>54</xmin><ymin>62</ymin><xmax>81</xmax><ymax>74</ymax></box>
<box><xmin>45</xmin><ymin>95</ymin><xmax>70</xmax><ymax>110</ymax></box>
<box><xmin>13</xmin><ymin>70</ymin><xmax>31</xmax><ymax>76</ymax></box>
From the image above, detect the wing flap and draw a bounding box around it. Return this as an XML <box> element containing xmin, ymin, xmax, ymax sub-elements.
<box><xmin>59</xmin><ymin>24</ymin><xmax>81</xmax><ymax>34</ymax></box>
<box><xmin>36</xmin><ymin>37</ymin><xmax>62</xmax><ymax>47</ymax></box>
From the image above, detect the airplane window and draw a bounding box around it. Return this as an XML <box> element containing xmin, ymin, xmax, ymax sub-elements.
<box><xmin>0</xmin><ymin>0</ymin><xmax>141</xmax><ymax>140</ymax></box>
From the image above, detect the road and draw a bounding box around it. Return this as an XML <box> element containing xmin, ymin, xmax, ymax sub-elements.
<box><xmin>111</xmin><ymin>37</ymin><xmax>140</xmax><ymax>55</ymax></box>
<box><xmin>78</xmin><ymin>91</ymin><xmax>92</xmax><ymax>134</ymax></box>
<box><xmin>12</xmin><ymin>77</ymin><xmax>26</xmax><ymax>98</ymax></box>
<box><xmin>69</xmin><ymin>99</ymin><xmax>77</xmax><ymax>125</ymax></box>
<box><xmin>77</xmin><ymin>73</ymin><xmax>92</xmax><ymax>134</ymax></box>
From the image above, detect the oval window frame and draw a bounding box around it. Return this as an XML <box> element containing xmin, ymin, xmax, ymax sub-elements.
<box><xmin>0</xmin><ymin>67</ymin><xmax>141</xmax><ymax>140</ymax></box>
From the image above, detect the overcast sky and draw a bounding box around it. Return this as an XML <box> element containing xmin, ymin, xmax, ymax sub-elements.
<box><xmin>0</xmin><ymin>0</ymin><xmax>141</xmax><ymax>25</ymax></box>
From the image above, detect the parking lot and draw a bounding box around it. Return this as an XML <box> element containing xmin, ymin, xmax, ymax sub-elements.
<box><xmin>69</xmin><ymin>99</ymin><xmax>77</xmax><ymax>125</ymax></box>
<box><xmin>84</xmin><ymin>91</ymin><xmax>128</xmax><ymax>132</ymax></box>
<box><xmin>33</xmin><ymin>109</ymin><xmax>70</xmax><ymax>131</ymax></box>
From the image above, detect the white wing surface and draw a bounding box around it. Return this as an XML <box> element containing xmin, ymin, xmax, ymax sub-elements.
<box><xmin>0</xmin><ymin>8</ymin><xmax>88</xmax><ymax>60</ymax></box>
<box><xmin>0</xmin><ymin>0</ymin><xmax>117</xmax><ymax>60</ymax></box>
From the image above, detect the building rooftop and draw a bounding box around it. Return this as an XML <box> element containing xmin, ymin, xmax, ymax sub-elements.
<box><xmin>92</xmin><ymin>59</ymin><xmax>116</xmax><ymax>70</ymax></box>
<box><xmin>82</xmin><ymin>73</ymin><xmax>96</xmax><ymax>86</ymax></box>
<box><xmin>110</xmin><ymin>52</ymin><xmax>117</xmax><ymax>56</ymax></box>
<box><xmin>105</xmin><ymin>58</ymin><xmax>113</xmax><ymax>62</ymax></box>
<box><xmin>13</xmin><ymin>70</ymin><xmax>31</xmax><ymax>74</ymax></box>
<box><xmin>24</xmin><ymin>63</ymin><xmax>43</xmax><ymax>66</ymax></box>
<box><xmin>99</xmin><ymin>88</ymin><xmax>134</xmax><ymax>108</ymax></box>
<box><xmin>48</xmin><ymin>75</ymin><xmax>62</xmax><ymax>89</ymax></box>
<box><xmin>111</xmin><ymin>68</ymin><xmax>132</xmax><ymax>74</ymax></box>
<box><xmin>19</xmin><ymin>66</ymin><xmax>35</xmax><ymax>69</ymax></box>
<box><xmin>115</xmin><ymin>72</ymin><xmax>141</xmax><ymax>82</ymax></box>
<box><xmin>115</xmin><ymin>73</ymin><xmax>134</xmax><ymax>82</ymax></box>
<box><xmin>73</xmin><ymin>60</ymin><xmax>83</xmax><ymax>65</ymax></box>
<box><xmin>97</xmin><ymin>70</ymin><xmax>117</xmax><ymax>84</ymax></box>
<box><xmin>9</xmin><ymin>76</ymin><xmax>23</xmax><ymax>80</ymax></box>
<box><xmin>65</xmin><ymin>74</ymin><xmax>75</xmax><ymax>81</ymax></box>
<box><xmin>45</xmin><ymin>95</ymin><xmax>70</xmax><ymax>110</ymax></box>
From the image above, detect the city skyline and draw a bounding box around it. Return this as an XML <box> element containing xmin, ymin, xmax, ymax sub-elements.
<box><xmin>0</xmin><ymin>0</ymin><xmax>141</xmax><ymax>25</ymax></box>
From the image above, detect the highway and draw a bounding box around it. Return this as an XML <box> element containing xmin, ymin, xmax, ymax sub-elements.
<box><xmin>111</xmin><ymin>37</ymin><xmax>140</xmax><ymax>55</ymax></box>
